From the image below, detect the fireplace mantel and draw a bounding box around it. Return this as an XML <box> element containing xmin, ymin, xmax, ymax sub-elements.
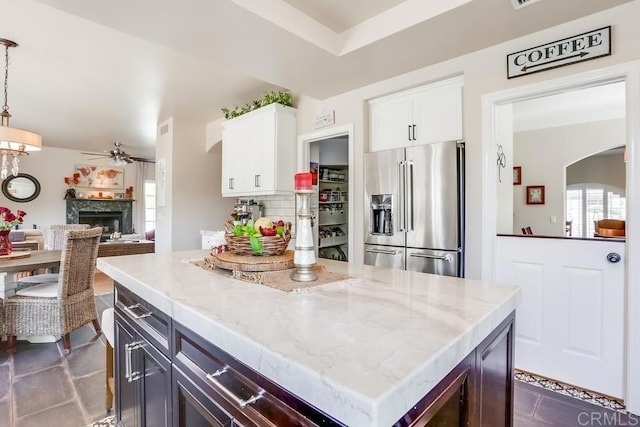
<box><xmin>66</xmin><ymin>199</ymin><xmax>134</xmax><ymax>234</ymax></box>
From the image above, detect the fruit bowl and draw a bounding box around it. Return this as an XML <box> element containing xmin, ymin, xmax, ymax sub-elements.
<box><xmin>224</xmin><ymin>220</ymin><xmax>292</xmax><ymax>256</ymax></box>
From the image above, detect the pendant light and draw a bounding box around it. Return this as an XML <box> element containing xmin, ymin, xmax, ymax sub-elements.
<box><xmin>0</xmin><ymin>38</ymin><xmax>41</xmax><ymax>180</ymax></box>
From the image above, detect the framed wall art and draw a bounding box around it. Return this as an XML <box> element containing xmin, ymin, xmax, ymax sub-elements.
<box><xmin>526</xmin><ymin>185</ymin><xmax>545</xmax><ymax>205</ymax></box>
<box><xmin>74</xmin><ymin>165</ymin><xmax>124</xmax><ymax>189</ymax></box>
<box><xmin>513</xmin><ymin>166</ymin><xmax>522</xmax><ymax>185</ymax></box>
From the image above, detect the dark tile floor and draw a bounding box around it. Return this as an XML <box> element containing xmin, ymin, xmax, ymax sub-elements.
<box><xmin>515</xmin><ymin>380</ymin><xmax>640</xmax><ymax>426</ymax></box>
<box><xmin>1</xmin><ymin>291</ymin><xmax>639</xmax><ymax>426</ymax></box>
<box><xmin>0</xmin><ymin>293</ymin><xmax>114</xmax><ymax>427</ymax></box>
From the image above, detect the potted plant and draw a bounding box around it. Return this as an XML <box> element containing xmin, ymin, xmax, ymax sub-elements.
<box><xmin>221</xmin><ymin>90</ymin><xmax>294</xmax><ymax>120</ymax></box>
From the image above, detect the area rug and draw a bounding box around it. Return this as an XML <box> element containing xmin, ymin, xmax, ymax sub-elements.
<box><xmin>87</xmin><ymin>415</ymin><xmax>115</xmax><ymax>426</ymax></box>
<box><xmin>515</xmin><ymin>370</ymin><xmax>626</xmax><ymax>413</ymax></box>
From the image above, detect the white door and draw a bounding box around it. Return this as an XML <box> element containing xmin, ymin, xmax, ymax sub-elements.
<box><xmin>495</xmin><ymin>236</ymin><xmax>624</xmax><ymax>398</ymax></box>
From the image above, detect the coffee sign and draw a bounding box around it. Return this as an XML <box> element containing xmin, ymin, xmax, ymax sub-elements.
<box><xmin>507</xmin><ymin>26</ymin><xmax>611</xmax><ymax>79</ymax></box>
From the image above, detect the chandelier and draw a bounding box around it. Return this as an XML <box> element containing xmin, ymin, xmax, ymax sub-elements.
<box><xmin>0</xmin><ymin>38</ymin><xmax>41</xmax><ymax>180</ymax></box>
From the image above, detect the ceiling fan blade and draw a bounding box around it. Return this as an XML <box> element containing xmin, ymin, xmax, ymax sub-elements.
<box><xmin>130</xmin><ymin>156</ymin><xmax>155</xmax><ymax>163</ymax></box>
<box><xmin>87</xmin><ymin>156</ymin><xmax>110</xmax><ymax>160</ymax></box>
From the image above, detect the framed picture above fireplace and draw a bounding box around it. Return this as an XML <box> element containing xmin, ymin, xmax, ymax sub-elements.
<box><xmin>74</xmin><ymin>165</ymin><xmax>124</xmax><ymax>189</ymax></box>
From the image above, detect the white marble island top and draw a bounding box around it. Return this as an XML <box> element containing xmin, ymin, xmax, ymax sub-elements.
<box><xmin>97</xmin><ymin>250</ymin><xmax>521</xmax><ymax>426</ymax></box>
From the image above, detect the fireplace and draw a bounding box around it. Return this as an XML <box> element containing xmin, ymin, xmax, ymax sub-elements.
<box><xmin>66</xmin><ymin>199</ymin><xmax>134</xmax><ymax>241</ymax></box>
<box><xmin>79</xmin><ymin>211</ymin><xmax>123</xmax><ymax>240</ymax></box>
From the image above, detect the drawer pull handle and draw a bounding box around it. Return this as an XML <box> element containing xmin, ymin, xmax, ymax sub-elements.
<box><xmin>125</xmin><ymin>342</ymin><xmax>143</xmax><ymax>382</ymax></box>
<box><xmin>409</xmin><ymin>253</ymin><xmax>454</xmax><ymax>262</ymax></box>
<box><xmin>124</xmin><ymin>303</ymin><xmax>152</xmax><ymax>319</ymax></box>
<box><xmin>206</xmin><ymin>366</ymin><xmax>265</xmax><ymax>408</ymax></box>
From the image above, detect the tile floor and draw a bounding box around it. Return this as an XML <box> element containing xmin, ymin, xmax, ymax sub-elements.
<box><xmin>514</xmin><ymin>376</ymin><xmax>639</xmax><ymax>426</ymax></box>
<box><xmin>1</xmin><ymin>289</ymin><xmax>639</xmax><ymax>426</ymax></box>
<box><xmin>0</xmin><ymin>292</ymin><xmax>114</xmax><ymax>427</ymax></box>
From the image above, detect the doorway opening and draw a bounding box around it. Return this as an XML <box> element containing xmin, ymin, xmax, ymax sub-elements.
<box><xmin>482</xmin><ymin>62</ymin><xmax>640</xmax><ymax>414</ymax></box>
<box><xmin>298</xmin><ymin>124</ymin><xmax>354</xmax><ymax>263</ymax></box>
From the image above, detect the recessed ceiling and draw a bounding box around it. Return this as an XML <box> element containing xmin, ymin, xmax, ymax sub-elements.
<box><xmin>281</xmin><ymin>0</ymin><xmax>406</xmax><ymax>33</ymax></box>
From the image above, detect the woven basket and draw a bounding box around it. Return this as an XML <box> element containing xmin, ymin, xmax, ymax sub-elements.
<box><xmin>224</xmin><ymin>220</ymin><xmax>292</xmax><ymax>256</ymax></box>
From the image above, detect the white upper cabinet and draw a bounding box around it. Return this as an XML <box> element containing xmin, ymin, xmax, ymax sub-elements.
<box><xmin>369</xmin><ymin>76</ymin><xmax>463</xmax><ymax>152</ymax></box>
<box><xmin>221</xmin><ymin>104</ymin><xmax>296</xmax><ymax>197</ymax></box>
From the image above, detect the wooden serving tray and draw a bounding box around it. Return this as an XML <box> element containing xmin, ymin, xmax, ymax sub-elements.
<box><xmin>210</xmin><ymin>250</ymin><xmax>294</xmax><ymax>272</ymax></box>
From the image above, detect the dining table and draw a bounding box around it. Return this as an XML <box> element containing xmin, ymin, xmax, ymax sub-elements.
<box><xmin>0</xmin><ymin>250</ymin><xmax>62</xmax><ymax>300</ymax></box>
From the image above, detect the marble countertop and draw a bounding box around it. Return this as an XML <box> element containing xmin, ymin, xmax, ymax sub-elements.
<box><xmin>97</xmin><ymin>250</ymin><xmax>521</xmax><ymax>426</ymax></box>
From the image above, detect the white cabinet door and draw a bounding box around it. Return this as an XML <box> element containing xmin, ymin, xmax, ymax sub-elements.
<box><xmin>246</xmin><ymin>108</ymin><xmax>276</xmax><ymax>193</ymax></box>
<box><xmin>369</xmin><ymin>95</ymin><xmax>412</xmax><ymax>152</ymax></box>
<box><xmin>368</xmin><ymin>77</ymin><xmax>464</xmax><ymax>153</ymax></box>
<box><xmin>412</xmin><ymin>79</ymin><xmax>463</xmax><ymax>145</ymax></box>
<box><xmin>221</xmin><ymin>122</ymin><xmax>247</xmax><ymax>196</ymax></box>
<box><xmin>221</xmin><ymin>104</ymin><xmax>296</xmax><ymax>197</ymax></box>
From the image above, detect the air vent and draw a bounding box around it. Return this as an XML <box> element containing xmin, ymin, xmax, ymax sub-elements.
<box><xmin>160</xmin><ymin>124</ymin><xmax>169</xmax><ymax>135</ymax></box>
<box><xmin>511</xmin><ymin>0</ymin><xmax>542</xmax><ymax>9</ymax></box>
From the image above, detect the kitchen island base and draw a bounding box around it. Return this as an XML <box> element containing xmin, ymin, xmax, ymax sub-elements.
<box><xmin>114</xmin><ymin>281</ymin><xmax>515</xmax><ymax>426</ymax></box>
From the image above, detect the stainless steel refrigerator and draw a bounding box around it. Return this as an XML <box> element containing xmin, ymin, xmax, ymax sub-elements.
<box><xmin>364</xmin><ymin>140</ymin><xmax>464</xmax><ymax>277</ymax></box>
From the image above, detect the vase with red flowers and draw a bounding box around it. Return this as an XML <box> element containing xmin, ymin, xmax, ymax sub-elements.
<box><xmin>0</xmin><ymin>207</ymin><xmax>26</xmax><ymax>256</ymax></box>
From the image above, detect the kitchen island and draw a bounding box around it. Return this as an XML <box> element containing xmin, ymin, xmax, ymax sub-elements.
<box><xmin>97</xmin><ymin>250</ymin><xmax>521</xmax><ymax>426</ymax></box>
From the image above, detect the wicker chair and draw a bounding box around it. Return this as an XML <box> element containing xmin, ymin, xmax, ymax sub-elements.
<box><xmin>17</xmin><ymin>224</ymin><xmax>91</xmax><ymax>286</ymax></box>
<box><xmin>6</xmin><ymin>227</ymin><xmax>103</xmax><ymax>353</ymax></box>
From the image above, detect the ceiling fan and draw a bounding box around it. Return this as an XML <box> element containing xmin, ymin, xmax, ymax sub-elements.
<box><xmin>82</xmin><ymin>142</ymin><xmax>154</xmax><ymax>165</ymax></box>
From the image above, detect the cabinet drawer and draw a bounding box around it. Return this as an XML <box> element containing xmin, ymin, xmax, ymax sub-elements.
<box><xmin>115</xmin><ymin>283</ymin><xmax>171</xmax><ymax>357</ymax></box>
<box><xmin>173</xmin><ymin>322</ymin><xmax>342</xmax><ymax>427</ymax></box>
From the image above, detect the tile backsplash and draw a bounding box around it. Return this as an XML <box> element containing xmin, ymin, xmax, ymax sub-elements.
<box><xmin>259</xmin><ymin>194</ymin><xmax>296</xmax><ymax>233</ymax></box>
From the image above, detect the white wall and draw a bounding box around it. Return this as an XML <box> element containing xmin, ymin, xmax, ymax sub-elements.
<box><xmin>513</xmin><ymin>119</ymin><xmax>624</xmax><ymax>236</ymax></box>
<box><xmin>496</xmin><ymin>104</ymin><xmax>514</xmax><ymax>234</ymax></box>
<box><xmin>292</xmin><ymin>2</ymin><xmax>640</xmax><ymax>278</ymax></box>
<box><xmin>155</xmin><ymin>118</ymin><xmax>173</xmax><ymax>253</ymax></box>
<box><xmin>319</xmin><ymin>137</ymin><xmax>348</xmax><ymax>165</ymax></box>
<box><xmin>0</xmin><ymin>146</ymin><xmax>141</xmax><ymax>240</ymax></box>
<box><xmin>155</xmin><ymin>117</ymin><xmax>235</xmax><ymax>252</ymax></box>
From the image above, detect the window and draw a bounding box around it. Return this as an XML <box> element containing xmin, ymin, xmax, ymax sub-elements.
<box><xmin>144</xmin><ymin>181</ymin><xmax>156</xmax><ymax>233</ymax></box>
<box><xmin>566</xmin><ymin>184</ymin><xmax>626</xmax><ymax>237</ymax></box>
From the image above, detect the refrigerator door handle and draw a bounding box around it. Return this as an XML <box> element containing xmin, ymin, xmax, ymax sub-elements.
<box><xmin>398</xmin><ymin>160</ymin><xmax>406</xmax><ymax>232</ymax></box>
<box><xmin>407</xmin><ymin>160</ymin><xmax>414</xmax><ymax>232</ymax></box>
<box><xmin>366</xmin><ymin>248</ymin><xmax>401</xmax><ymax>256</ymax></box>
<box><xmin>409</xmin><ymin>253</ymin><xmax>454</xmax><ymax>262</ymax></box>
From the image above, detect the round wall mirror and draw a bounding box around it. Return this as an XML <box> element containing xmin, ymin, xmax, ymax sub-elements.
<box><xmin>1</xmin><ymin>173</ymin><xmax>41</xmax><ymax>203</ymax></box>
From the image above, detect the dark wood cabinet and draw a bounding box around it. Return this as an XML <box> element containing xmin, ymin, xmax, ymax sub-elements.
<box><xmin>476</xmin><ymin>313</ymin><xmax>515</xmax><ymax>427</ymax></box>
<box><xmin>115</xmin><ymin>317</ymin><xmax>138</xmax><ymax>427</ymax></box>
<box><xmin>172</xmin><ymin>322</ymin><xmax>339</xmax><ymax>427</ymax></box>
<box><xmin>114</xmin><ymin>284</ymin><xmax>172</xmax><ymax>427</ymax></box>
<box><xmin>394</xmin><ymin>311</ymin><xmax>515</xmax><ymax>427</ymax></box>
<box><xmin>173</xmin><ymin>365</ymin><xmax>234</xmax><ymax>427</ymax></box>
